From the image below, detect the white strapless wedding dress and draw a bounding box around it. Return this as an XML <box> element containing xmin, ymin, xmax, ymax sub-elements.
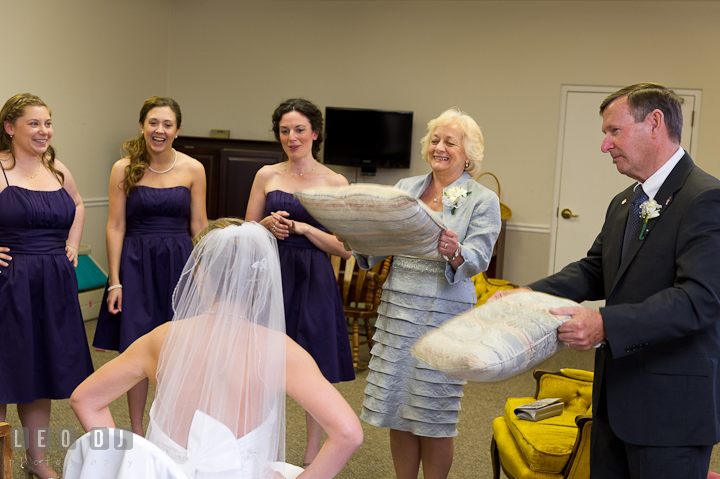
<box><xmin>63</xmin><ymin>403</ymin><xmax>304</xmax><ymax>479</ymax></box>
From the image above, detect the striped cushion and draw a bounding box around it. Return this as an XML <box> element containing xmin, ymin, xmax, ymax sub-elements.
<box><xmin>411</xmin><ymin>292</ymin><xmax>579</xmax><ymax>382</ymax></box>
<box><xmin>294</xmin><ymin>184</ymin><xmax>445</xmax><ymax>259</ymax></box>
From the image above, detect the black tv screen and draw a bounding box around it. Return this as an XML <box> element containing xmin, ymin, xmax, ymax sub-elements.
<box><xmin>323</xmin><ymin>107</ymin><xmax>413</xmax><ymax>169</ymax></box>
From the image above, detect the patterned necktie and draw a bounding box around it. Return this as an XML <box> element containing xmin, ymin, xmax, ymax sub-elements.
<box><xmin>622</xmin><ymin>185</ymin><xmax>649</xmax><ymax>260</ymax></box>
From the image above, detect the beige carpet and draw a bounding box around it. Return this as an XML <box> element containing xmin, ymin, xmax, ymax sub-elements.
<box><xmin>5</xmin><ymin>319</ymin><xmax>719</xmax><ymax>478</ymax></box>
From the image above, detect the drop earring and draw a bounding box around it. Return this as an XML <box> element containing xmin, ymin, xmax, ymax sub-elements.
<box><xmin>465</xmin><ymin>160</ymin><xmax>469</xmax><ymax>168</ymax></box>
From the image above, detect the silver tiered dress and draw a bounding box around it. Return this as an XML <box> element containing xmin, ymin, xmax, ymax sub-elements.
<box><xmin>357</xmin><ymin>172</ymin><xmax>501</xmax><ymax>437</ymax></box>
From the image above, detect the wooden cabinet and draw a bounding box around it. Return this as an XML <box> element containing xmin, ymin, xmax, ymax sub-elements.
<box><xmin>174</xmin><ymin>136</ymin><xmax>284</xmax><ymax>219</ymax></box>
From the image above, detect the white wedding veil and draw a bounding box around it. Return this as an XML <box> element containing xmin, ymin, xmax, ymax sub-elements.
<box><xmin>149</xmin><ymin>220</ymin><xmax>286</xmax><ymax>475</ymax></box>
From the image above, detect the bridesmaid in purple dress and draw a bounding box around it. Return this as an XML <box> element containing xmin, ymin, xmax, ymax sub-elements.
<box><xmin>93</xmin><ymin>97</ymin><xmax>207</xmax><ymax>436</ymax></box>
<box><xmin>0</xmin><ymin>93</ymin><xmax>93</xmax><ymax>479</ymax></box>
<box><xmin>246</xmin><ymin>98</ymin><xmax>355</xmax><ymax>467</ymax></box>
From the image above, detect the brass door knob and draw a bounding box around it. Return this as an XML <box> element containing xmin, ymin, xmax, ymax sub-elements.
<box><xmin>561</xmin><ymin>208</ymin><xmax>579</xmax><ymax>219</ymax></box>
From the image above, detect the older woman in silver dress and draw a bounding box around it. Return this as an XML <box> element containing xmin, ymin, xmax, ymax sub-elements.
<box><xmin>356</xmin><ymin>108</ymin><xmax>501</xmax><ymax>479</ymax></box>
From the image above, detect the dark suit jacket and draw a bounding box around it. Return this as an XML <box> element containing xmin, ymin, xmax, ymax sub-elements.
<box><xmin>529</xmin><ymin>153</ymin><xmax>720</xmax><ymax>447</ymax></box>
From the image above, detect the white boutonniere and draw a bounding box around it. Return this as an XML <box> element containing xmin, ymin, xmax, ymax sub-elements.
<box><xmin>639</xmin><ymin>199</ymin><xmax>661</xmax><ymax>240</ymax></box>
<box><xmin>442</xmin><ymin>187</ymin><xmax>471</xmax><ymax>215</ymax></box>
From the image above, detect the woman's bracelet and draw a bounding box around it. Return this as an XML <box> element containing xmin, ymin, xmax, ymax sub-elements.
<box><xmin>443</xmin><ymin>244</ymin><xmax>461</xmax><ymax>262</ymax></box>
<box><xmin>107</xmin><ymin>284</ymin><xmax>123</xmax><ymax>292</ymax></box>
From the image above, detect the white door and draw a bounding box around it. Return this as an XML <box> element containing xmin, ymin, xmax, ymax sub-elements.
<box><xmin>549</xmin><ymin>86</ymin><xmax>701</xmax><ymax>309</ymax></box>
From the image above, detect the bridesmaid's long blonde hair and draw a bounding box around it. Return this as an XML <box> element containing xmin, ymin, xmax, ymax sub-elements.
<box><xmin>121</xmin><ymin>96</ymin><xmax>182</xmax><ymax>195</ymax></box>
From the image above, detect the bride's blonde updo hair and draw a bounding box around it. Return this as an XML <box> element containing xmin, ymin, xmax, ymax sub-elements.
<box><xmin>420</xmin><ymin>107</ymin><xmax>484</xmax><ymax>179</ymax></box>
<box><xmin>192</xmin><ymin>217</ymin><xmax>245</xmax><ymax>246</ymax></box>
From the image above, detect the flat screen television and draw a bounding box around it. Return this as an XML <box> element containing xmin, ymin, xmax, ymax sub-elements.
<box><xmin>323</xmin><ymin>107</ymin><xmax>413</xmax><ymax>170</ymax></box>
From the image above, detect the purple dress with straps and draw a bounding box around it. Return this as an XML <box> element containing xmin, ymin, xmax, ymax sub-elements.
<box><xmin>93</xmin><ymin>185</ymin><xmax>193</xmax><ymax>352</ymax></box>
<box><xmin>0</xmin><ymin>168</ymin><xmax>94</xmax><ymax>402</ymax></box>
<box><xmin>266</xmin><ymin>190</ymin><xmax>354</xmax><ymax>383</ymax></box>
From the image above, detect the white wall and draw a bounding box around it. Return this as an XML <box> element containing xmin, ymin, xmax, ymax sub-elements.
<box><xmin>2</xmin><ymin>0</ymin><xmax>172</xmax><ymax>270</ymax></box>
<box><xmin>6</xmin><ymin>0</ymin><xmax>720</xmax><ymax>285</ymax></box>
<box><xmin>166</xmin><ymin>0</ymin><xmax>720</xmax><ymax>286</ymax></box>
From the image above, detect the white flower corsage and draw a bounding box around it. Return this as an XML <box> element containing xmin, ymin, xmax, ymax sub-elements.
<box><xmin>639</xmin><ymin>199</ymin><xmax>661</xmax><ymax>240</ymax></box>
<box><xmin>442</xmin><ymin>187</ymin><xmax>471</xmax><ymax>215</ymax></box>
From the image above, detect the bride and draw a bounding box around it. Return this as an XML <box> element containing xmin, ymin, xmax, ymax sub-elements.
<box><xmin>67</xmin><ymin>219</ymin><xmax>363</xmax><ymax>478</ymax></box>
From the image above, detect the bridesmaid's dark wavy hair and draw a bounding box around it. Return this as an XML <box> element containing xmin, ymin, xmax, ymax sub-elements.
<box><xmin>0</xmin><ymin>93</ymin><xmax>64</xmax><ymax>185</ymax></box>
<box><xmin>121</xmin><ymin>96</ymin><xmax>182</xmax><ymax>195</ymax></box>
<box><xmin>271</xmin><ymin>98</ymin><xmax>324</xmax><ymax>159</ymax></box>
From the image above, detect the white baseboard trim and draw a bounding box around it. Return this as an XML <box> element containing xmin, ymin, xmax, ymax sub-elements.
<box><xmin>505</xmin><ymin>223</ymin><xmax>550</xmax><ymax>235</ymax></box>
<box><xmin>84</xmin><ymin>197</ymin><xmax>109</xmax><ymax>208</ymax></box>
<box><xmin>79</xmin><ymin>200</ymin><xmax>552</xmax><ymax>236</ymax></box>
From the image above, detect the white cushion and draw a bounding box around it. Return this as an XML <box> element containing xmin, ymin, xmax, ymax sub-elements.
<box><xmin>294</xmin><ymin>184</ymin><xmax>445</xmax><ymax>259</ymax></box>
<box><xmin>411</xmin><ymin>292</ymin><xmax>579</xmax><ymax>382</ymax></box>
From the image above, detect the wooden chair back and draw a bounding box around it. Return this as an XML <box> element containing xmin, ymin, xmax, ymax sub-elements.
<box><xmin>330</xmin><ymin>255</ymin><xmax>392</xmax><ymax>368</ymax></box>
<box><xmin>0</xmin><ymin>422</ymin><xmax>12</xmax><ymax>479</ymax></box>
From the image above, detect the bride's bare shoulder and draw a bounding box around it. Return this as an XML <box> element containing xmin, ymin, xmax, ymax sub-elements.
<box><xmin>147</xmin><ymin>322</ymin><xmax>173</xmax><ymax>355</ymax></box>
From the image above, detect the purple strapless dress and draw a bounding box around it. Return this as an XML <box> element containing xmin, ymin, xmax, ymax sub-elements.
<box><xmin>0</xmin><ymin>172</ymin><xmax>94</xmax><ymax>402</ymax></box>
<box><xmin>266</xmin><ymin>190</ymin><xmax>354</xmax><ymax>383</ymax></box>
<box><xmin>93</xmin><ymin>186</ymin><xmax>193</xmax><ymax>352</ymax></box>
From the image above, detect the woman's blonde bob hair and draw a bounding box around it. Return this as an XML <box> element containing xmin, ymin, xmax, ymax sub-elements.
<box><xmin>420</xmin><ymin>108</ymin><xmax>484</xmax><ymax>179</ymax></box>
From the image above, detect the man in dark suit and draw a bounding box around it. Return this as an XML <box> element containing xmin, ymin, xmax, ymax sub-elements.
<box><xmin>494</xmin><ymin>83</ymin><xmax>720</xmax><ymax>478</ymax></box>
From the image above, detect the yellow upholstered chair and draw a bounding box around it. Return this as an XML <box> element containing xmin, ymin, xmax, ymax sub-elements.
<box><xmin>491</xmin><ymin>369</ymin><xmax>593</xmax><ymax>479</ymax></box>
<box><xmin>472</xmin><ymin>272</ymin><xmax>515</xmax><ymax>307</ymax></box>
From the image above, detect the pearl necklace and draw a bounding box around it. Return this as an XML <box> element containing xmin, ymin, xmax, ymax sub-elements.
<box><xmin>148</xmin><ymin>148</ymin><xmax>177</xmax><ymax>174</ymax></box>
<box><xmin>19</xmin><ymin>158</ymin><xmax>43</xmax><ymax>179</ymax></box>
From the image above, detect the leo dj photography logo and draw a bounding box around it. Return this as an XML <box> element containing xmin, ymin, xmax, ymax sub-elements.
<box><xmin>11</xmin><ymin>427</ymin><xmax>134</xmax><ymax>451</ymax></box>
